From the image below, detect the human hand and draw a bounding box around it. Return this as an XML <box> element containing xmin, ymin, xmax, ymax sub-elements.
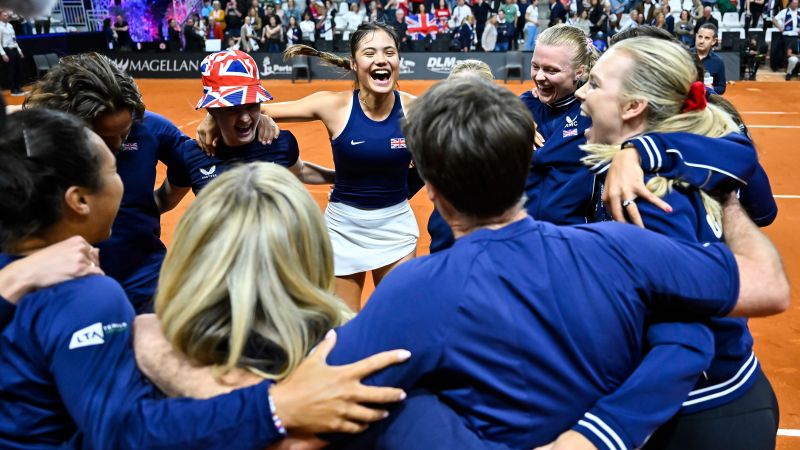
<box><xmin>196</xmin><ymin>113</ymin><xmax>220</xmax><ymax>156</ymax></box>
<box><xmin>2</xmin><ymin>55</ymin><xmax>8</xmax><ymax>63</ymax></box>
<box><xmin>258</xmin><ymin>113</ymin><xmax>280</xmax><ymax>145</ymax></box>
<box><xmin>270</xmin><ymin>330</ymin><xmax>410</xmax><ymax>435</ymax></box>
<box><xmin>533</xmin><ymin>430</ymin><xmax>597</xmax><ymax>450</ymax></box>
<box><xmin>603</xmin><ymin>146</ymin><xmax>672</xmax><ymax>226</ymax></box>
<box><xmin>0</xmin><ymin>236</ymin><xmax>103</xmax><ymax>303</ymax></box>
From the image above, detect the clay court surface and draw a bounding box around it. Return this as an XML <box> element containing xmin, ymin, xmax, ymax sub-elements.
<box><xmin>7</xmin><ymin>78</ymin><xmax>800</xmax><ymax>448</ymax></box>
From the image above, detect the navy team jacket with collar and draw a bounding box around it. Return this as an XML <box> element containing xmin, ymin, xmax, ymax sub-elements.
<box><xmin>0</xmin><ymin>255</ymin><xmax>283</xmax><ymax>449</ymax></box>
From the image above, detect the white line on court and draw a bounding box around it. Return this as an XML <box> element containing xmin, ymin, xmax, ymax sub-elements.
<box><xmin>741</xmin><ymin>112</ymin><xmax>800</xmax><ymax>115</ymax></box>
<box><xmin>774</xmin><ymin>195</ymin><xmax>800</xmax><ymax>199</ymax></box>
<box><xmin>778</xmin><ymin>429</ymin><xmax>800</xmax><ymax>437</ymax></box>
<box><xmin>748</xmin><ymin>125</ymin><xmax>800</xmax><ymax>129</ymax></box>
<box><xmin>178</xmin><ymin>118</ymin><xmax>202</xmax><ymax>130</ymax></box>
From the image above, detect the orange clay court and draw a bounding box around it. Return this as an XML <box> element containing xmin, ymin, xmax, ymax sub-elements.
<box><xmin>9</xmin><ymin>78</ymin><xmax>800</xmax><ymax>448</ymax></box>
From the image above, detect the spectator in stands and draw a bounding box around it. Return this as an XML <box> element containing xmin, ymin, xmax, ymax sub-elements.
<box><xmin>523</xmin><ymin>0</ymin><xmax>538</xmax><ymax>49</ymax></box>
<box><xmin>636</xmin><ymin>0</ymin><xmax>657</xmax><ymax>23</ymax></box>
<box><xmin>197</xmin><ymin>15</ymin><xmax>210</xmax><ymax>38</ymax></box>
<box><xmin>209</xmin><ymin>1</ymin><xmax>226</xmax><ymax>38</ymax></box>
<box><xmin>472</xmin><ymin>0</ymin><xmax>491</xmax><ymax>49</ymax></box>
<box><xmin>0</xmin><ymin>8</ymin><xmax>23</xmax><ymax>96</ymax></box>
<box><xmin>619</xmin><ymin>8</ymin><xmax>640</xmax><ymax>30</ymax></box>
<box><xmin>774</xmin><ymin>0</ymin><xmax>799</xmax><ymax>80</ymax></box>
<box><xmin>343</xmin><ymin>3</ymin><xmax>364</xmax><ymax>39</ymax></box>
<box><xmin>717</xmin><ymin>0</ymin><xmax>737</xmax><ymax>13</ymax></box>
<box><xmin>266</xmin><ymin>3</ymin><xmax>283</xmax><ymax>26</ymax></box>
<box><xmin>284</xmin><ymin>0</ymin><xmax>302</xmax><ymax>22</ymax></box>
<box><xmin>367</xmin><ymin>0</ymin><xmax>384</xmax><ymax>22</ymax></box>
<box><xmin>663</xmin><ymin>4</ymin><xmax>674</xmax><ymax>32</ymax></box>
<box><xmin>434</xmin><ymin>0</ymin><xmax>452</xmax><ymax>31</ymax></box>
<box><xmin>286</xmin><ymin>15</ymin><xmax>302</xmax><ymax>45</ymax></box>
<box><xmin>239</xmin><ymin>15</ymin><xmax>258</xmax><ymax>51</ymax></box>
<box><xmin>690</xmin><ymin>0</ymin><xmax>703</xmax><ymax>19</ymax></box>
<box><xmin>102</xmin><ymin>17</ymin><xmax>116</xmax><ymax>50</ymax></box>
<box><xmin>494</xmin><ymin>9</ymin><xmax>513</xmax><ymax>49</ymax></box>
<box><xmin>572</xmin><ymin>9</ymin><xmax>592</xmax><ymax>34</ymax></box>
<box><xmin>300</xmin><ymin>10</ymin><xmax>316</xmax><ymax>41</ymax></box>
<box><xmin>482</xmin><ymin>13</ymin><xmax>497</xmax><ymax>50</ymax></box>
<box><xmin>549</xmin><ymin>0</ymin><xmax>568</xmax><ymax>25</ymax></box>
<box><xmin>114</xmin><ymin>14</ymin><xmax>132</xmax><ymax>50</ymax></box>
<box><xmin>743</xmin><ymin>0</ymin><xmax>764</xmax><ymax>32</ymax></box>
<box><xmin>452</xmin><ymin>0</ymin><xmax>473</xmax><ymax>28</ymax></box>
<box><xmin>247</xmin><ymin>7</ymin><xmax>262</xmax><ymax>34</ymax></box>
<box><xmin>742</xmin><ymin>35</ymin><xmax>767</xmax><ymax>79</ymax></box>
<box><xmin>391</xmin><ymin>8</ymin><xmax>411</xmax><ymax>49</ymax></box>
<box><xmin>654</xmin><ymin>11</ymin><xmax>667</xmax><ymax>29</ymax></box>
<box><xmin>262</xmin><ymin>15</ymin><xmax>282</xmax><ymax>51</ymax></box>
<box><xmin>184</xmin><ymin>16</ymin><xmax>206</xmax><ymax>51</ymax></box>
<box><xmin>676</xmin><ymin>9</ymin><xmax>694</xmax><ymax>45</ymax></box>
<box><xmin>225</xmin><ymin>0</ymin><xmax>243</xmax><ymax>37</ymax></box>
<box><xmin>316</xmin><ymin>3</ymin><xmax>335</xmax><ymax>40</ymax></box>
<box><xmin>693</xmin><ymin>5</ymin><xmax>717</xmax><ymax>33</ymax></box>
<box><xmin>201</xmin><ymin>0</ymin><xmax>213</xmax><ymax>18</ymax></box>
<box><xmin>452</xmin><ymin>14</ymin><xmax>476</xmax><ymax>50</ymax></box>
<box><xmin>33</xmin><ymin>14</ymin><xmax>49</xmax><ymax>34</ymax></box>
<box><xmin>167</xmin><ymin>18</ymin><xmax>182</xmax><ymax>51</ymax></box>
<box><xmin>499</xmin><ymin>0</ymin><xmax>520</xmax><ymax>47</ymax></box>
<box><xmin>694</xmin><ymin>23</ymin><xmax>726</xmax><ymax>93</ymax></box>
<box><xmin>589</xmin><ymin>0</ymin><xmax>606</xmax><ymax>34</ymax></box>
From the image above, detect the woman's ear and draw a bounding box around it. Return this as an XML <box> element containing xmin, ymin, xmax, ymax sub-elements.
<box><xmin>621</xmin><ymin>97</ymin><xmax>648</xmax><ymax>122</ymax></box>
<box><xmin>63</xmin><ymin>186</ymin><xmax>91</xmax><ymax>217</ymax></box>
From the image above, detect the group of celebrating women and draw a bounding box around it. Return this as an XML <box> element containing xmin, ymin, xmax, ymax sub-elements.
<box><xmin>0</xmin><ymin>18</ymin><xmax>790</xmax><ymax>450</ymax></box>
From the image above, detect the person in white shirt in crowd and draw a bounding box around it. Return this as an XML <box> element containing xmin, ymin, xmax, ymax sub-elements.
<box><xmin>773</xmin><ymin>0</ymin><xmax>799</xmax><ymax>79</ymax></box>
<box><xmin>300</xmin><ymin>10</ymin><xmax>316</xmax><ymax>41</ymax></box>
<box><xmin>523</xmin><ymin>0</ymin><xmax>539</xmax><ymax>50</ymax></box>
<box><xmin>451</xmin><ymin>0</ymin><xmax>473</xmax><ymax>28</ymax></box>
<box><xmin>0</xmin><ymin>9</ymin><xmax>24</xmax><ymax>96</ymax></box>
<box><xmin>240</xmin><ymin>15</ymin><xmax>260</xmax><ymax>52</ymax></box>
<box><xmin>344</xmin><ymin>2</ymin><xmax>364</xmax><ymax>39</ymax></box>
<box><xmin>619</xmin><ymin>8</ymin><xmax>640</xmax><ymax>31</ymax></box>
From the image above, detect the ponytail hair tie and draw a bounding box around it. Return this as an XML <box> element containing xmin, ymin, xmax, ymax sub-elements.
<box><xmin>586</xmin><ymin>36</ymin><xmax>594</xmax><ymax>51</ymax></box>
<box><xmin>681</xmin><ymin>81</ymin><xmax>707</xmax><ymax>113</ymax></box>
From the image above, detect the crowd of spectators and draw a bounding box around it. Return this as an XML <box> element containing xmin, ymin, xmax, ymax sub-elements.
<box><xmin>133</xmin><ymin>0</ymin><xmax>774</xmax><ymax>54</ymax></box>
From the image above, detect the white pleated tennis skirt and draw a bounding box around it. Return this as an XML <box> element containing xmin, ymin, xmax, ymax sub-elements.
<box><xmin>325</xmin><ymin>200</ymin><xmax>419</xmax><ymax>276</ymax></box>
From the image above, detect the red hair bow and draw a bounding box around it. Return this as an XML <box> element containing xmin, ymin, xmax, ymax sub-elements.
<box><xmin>681</xmin><ymin>81</ymin><xmax>707</xmax><ymax>113</ymax></box>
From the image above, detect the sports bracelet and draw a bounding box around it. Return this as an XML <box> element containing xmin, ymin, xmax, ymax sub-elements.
<box><xmin>268</xmin><ymin>393</ymin><xmax>288</xmax><ymax>436</ymax></box>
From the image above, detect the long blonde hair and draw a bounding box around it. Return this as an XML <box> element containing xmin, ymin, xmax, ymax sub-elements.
<box><xmin>155</xmin><ymin>163</ymin><xmax>350</xmax><ymax>380</ymax></box>
<box><xmin>448</xmin><ymin>59</ymin><xmax>494</xmax><ymax>81</ymax></box>
<box><xmin>581</xmin><ymin>38</ymin><xmax>739</xmax><ymax>230</ymax></box>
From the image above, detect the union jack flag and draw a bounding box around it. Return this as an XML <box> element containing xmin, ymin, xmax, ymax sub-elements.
<box><xmin>406</xmin><ymin>13</ymin><xmax>439</xmax><ymax>40</ymax></box>
<box><xmin>196</xmin><ymin>50</ymin><xmax>273</xmax><ymax>109</ymax></box>
<box><xmin>390</xmin><ymin>138</ymin><xmax>407</xmax><ymax>149</ymax></box>
<box><xmin>562</xmin><ymin>128</ymin><xmax>578</xmax><ymax>138</ymax></box>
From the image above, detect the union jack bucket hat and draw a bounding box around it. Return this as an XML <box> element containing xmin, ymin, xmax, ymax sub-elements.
<box><xmin>195</xmin><ymin>50</ymin><xmax>273</xmax><ymax>109</ymax></box>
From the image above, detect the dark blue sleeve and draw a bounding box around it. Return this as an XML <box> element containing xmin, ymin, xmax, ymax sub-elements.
<box><xmin>166</xmin><ymin>140</ymin><xmax>193</xmax><ymax>188</ymax></box>
<box><xmin>623</xmin><ymin>132</ymin><xmax>757</xmax><ymax>192</ymax></box>
<box><xmin>147</xmin><ymin>112</ymin><xmax>190</xmax><ymax>168</ymax></box>
<box><xmin>711</xmin><ymin>58</ymin><xmax>726</xmax><ymax>95</ymax></box>
<box><xmin>326</xmin><ymin>261</ymin><xmax>449</xmax><ymax>390</ymax></box>
<box><xmin>738</xmin><ymin>164</ymin><xmax>778</xmax><ymax>227</ymax></box>
<box><xmin>593</xmin><ymin>223</ymin><xmax>740</xmax><ymax>317</ymax></box>
<box><xmin>572</xmin><ymin>322</ymin><xmax>714</xmax><ymax>450</ymax></box>
<box><xmin>42</xmin><ymin>276</ymin><xmax>282</xmax><ymax>449</ymax></box>
<box><xmin>637</xmin><ymin>188</ymin><xmax>704</xmax><ymax>243</ymax></box>
<box><xmin>0</xmin><ymin>296</ymin><xmax>14</xmax><ymax>332</ymax></box>
<box><xmin>283</xmin><ymin>131</ymin><xmax>300</xmax><ymax>168</ymax></box>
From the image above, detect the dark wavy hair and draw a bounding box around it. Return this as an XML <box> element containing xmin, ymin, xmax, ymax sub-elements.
<box><xmin>24</xmin><ymin>52</ymin><xmax>146</xmax><ymax>124</ymax></box>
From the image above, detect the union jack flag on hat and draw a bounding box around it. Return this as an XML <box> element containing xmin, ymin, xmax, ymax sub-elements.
<box><xmin>196</xmin><ymin>50</ymin><xmax>273</xmax><ymax>109</ymax></box>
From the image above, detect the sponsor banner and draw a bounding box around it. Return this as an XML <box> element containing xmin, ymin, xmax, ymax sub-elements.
<box><xmin>105</xmin><ymin>51</ymin><xmax>534</xmax><ymax>80</ymax></box>
<box><xmin>106</xmin><ymin>51</ymin><xmax>742</xmax><ymax>81</ymax></box>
